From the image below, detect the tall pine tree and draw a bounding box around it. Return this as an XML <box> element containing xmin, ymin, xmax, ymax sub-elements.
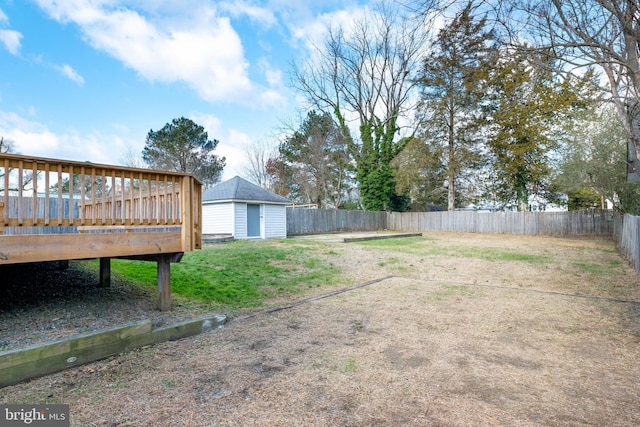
<box><xmin>416</xmin><ymin>2</ymin><xmax>497</xmax><ymax>210</ymax></box>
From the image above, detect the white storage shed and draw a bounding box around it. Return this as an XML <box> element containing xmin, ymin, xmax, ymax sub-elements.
<box><xmin>202</xmin><ymin>176</ymin><xmax>290</xmax><ymax>239</ymax></box>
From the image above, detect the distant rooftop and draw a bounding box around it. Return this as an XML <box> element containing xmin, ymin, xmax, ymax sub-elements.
<box><xmin>202</xmin><ymin>176</ymin><xmax>290</xmax><ymax>204</ymax></box>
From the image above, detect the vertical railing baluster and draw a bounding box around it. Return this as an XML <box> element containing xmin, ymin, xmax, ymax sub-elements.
<box><xmin>111</xmin><ymin>171</ymin><xmax>116</xmax><ymax>224</ymax></box>
<box><xmin>91</xmin><ymin>168</ymin><xmax>96</xmax><ymax>225</ymax></box>
<box><xmin>171</xmin><ymin>176</ymin><xmax>176</xmax><ymax>223</ymax></box>
<box><xmin>129</xmin><ymin>171</ymin><xmax>135</xmax><ymax>225</ymax></box>
<box><xmin>155</xmin><ymin>173</ymin><xmax>160</xmax><ymax>225</ymax></box>
<box><xmin>68</xmin><ymin>165</ymin><xmax>74</xmax><ymax>224</ymax></box>
<box><xmin>101</xmin><ymin>169</ymin><xmax>106</xmax><ymax>225</ymax></box>
<box><xmin>17</xmin><ymin>160</ymin><xmax>23</xmax><ymax>225</ymax></box>
<box><xmin>121</xmin><ymin>172</ymin><xmax>126</xmax><ymax>224</ymax></box>
<box><xmin>163</xmin><ymin>175</ymin><xmax>168</xmax><ymax>224</ymax></box>
<box><xmin>2</xmin><ymin>158</ymin><xmax>8</xmax><ymax>226</ymax></box>
<box><xmin>80</xmin><ymin>166</ymin><xmax>86</xmax><ymax>226</ymax></box>
<box><xmin>32</xmin><ymin>161</ymin><xmax>38</xmax><ymax>224</ymax></box>
<box><xmin>44</xmin><ymin>163</ymin><xmax>50</xmax><ymax>226</ymax></box>
<box><xmin>57</xmin><ymin>164</ymin><xmax>63</xmax><ymax>225</ymax></box>
<box><xmin>137</xmin><ymin>172</ymin><xmax>143</xmax><ymax>225</ymax></box>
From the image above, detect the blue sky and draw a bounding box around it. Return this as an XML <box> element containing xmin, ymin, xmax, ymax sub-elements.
<box><xmin>0</xmin><ymin>0</ymin><xmax>370</xmax><ymax>180</ymax></box>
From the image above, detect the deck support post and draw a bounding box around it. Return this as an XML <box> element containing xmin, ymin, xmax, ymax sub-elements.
<box><xmin>99</xmin><ymin>258</ymin><xmax>111</xmax><ymax>288</ymax></box>
<box><xmin>157</xmin><ymin>254</ymin><xmax>172</xmax><ymax>311</ymax></box>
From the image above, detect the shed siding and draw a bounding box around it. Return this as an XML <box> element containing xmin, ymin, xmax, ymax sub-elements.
<box><xmin>202</xmin><ymin>203</ymin><xmax>234</xmax><ymax>235</ymax></box>
<box><xmin>234</xmin><ymin>202</ymin><xmax>248</xmax><ymax>239</ymax></box>
<box><xmin>264</xmin><ymin>204</ymin><xmax>287</xmax><ymax>238</ymax></box>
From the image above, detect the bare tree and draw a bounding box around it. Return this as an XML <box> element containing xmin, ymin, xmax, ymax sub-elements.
<box><xmin>290</xmin><ymin>3</ymin><xmax>437</xmax><ymax>210</ymax></box>
<box><xmin>241</xmin><ymin>140</ymin><xmax>278</xmax><ymax>190</ymax></box>
<box><xmin>119</xmin><ymin>146</ymin><xmax>147</xmax><ymax>169</ymax></box>
<box><xmin>0</xmin><ymin>136</ymin><xmax>37</xmax><ymax>193</ymax></box>
<box><xmin>496</xmin><ymin>0</ymin><xmax>640</xmax><ymax>181</ymax></box>
<box><xmin>0</xmin><ymin>136</ymin><xmax>14</xmax><ymax>154</ymax></box>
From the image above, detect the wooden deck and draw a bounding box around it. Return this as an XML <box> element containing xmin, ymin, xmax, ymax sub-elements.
<box><xmin>0</xmin><ymin>153</ymin><xmax>202</xmax><ymax>310</ymax></box>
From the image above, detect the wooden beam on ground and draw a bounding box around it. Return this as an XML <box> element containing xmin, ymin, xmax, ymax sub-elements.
<box><xmin>99</xmin><ymin>258</ymin><xmax>111</xmax><ymax>288</ymax></box>
<box><xmin>0</xmin><ymin>314</ymin><xmax>227</xmax><ymax>388</ymax></box>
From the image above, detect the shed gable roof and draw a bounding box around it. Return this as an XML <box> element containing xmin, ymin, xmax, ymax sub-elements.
<box><xmin>202</xmin><ymin>176</ymin><xmax>290</xmax><ymax>204</ymax></box>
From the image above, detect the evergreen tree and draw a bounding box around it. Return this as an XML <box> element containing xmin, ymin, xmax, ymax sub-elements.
<box><xmin>484</xmin><ymin>50</ymin><xmax>592</xmax><ymax>211</ymax></box>
<box><xmin>279</xmin><ymin>111</ymin><xmax>353</xmax><ymax>208</ymax></box>
<box><xmin>143</xmin><ymin>117</ymin><xmax>225</xmax><ymax>188</ymax></box>
<box><xmin>392</xmin><ymin>136</ymin><xmax>447</xmax><ymax>209</ymax></box>
<box><xmin>416</xmin><ymin>2</ymin><xmax>497</xmax><ymax>210</ymax></box>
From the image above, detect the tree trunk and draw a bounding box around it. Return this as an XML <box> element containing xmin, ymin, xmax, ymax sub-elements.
<box><xmin>448</xmin><ymin>101</ymin><xmax>456</xmax><ymax>211</ymax></box>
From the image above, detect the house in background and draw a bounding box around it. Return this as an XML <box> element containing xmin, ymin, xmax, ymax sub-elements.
<box><xmin>202</xmin><ymin>176</ymin><xmax>290</xmax><ymax>239</ymax></box>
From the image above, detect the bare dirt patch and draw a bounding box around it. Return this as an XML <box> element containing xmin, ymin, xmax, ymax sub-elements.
<box><xmin>2</xmin><ymin>232</ymin><xmax>640</xmax><ymax>426</ymax></box>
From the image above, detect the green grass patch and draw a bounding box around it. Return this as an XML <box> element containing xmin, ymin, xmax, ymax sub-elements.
<box><xmin>358</xmin><ymin>236</ymin><xmax>428</xmax><ymax>248</ymax></box>
<box><xmin>573</xmin><ymin>259</ymin><xmax>622</xmax><ymax>275</ymax></box>
<box><xmin>342</xmin><ymin>356</ymin><xmax>358</xmax><ymax>373</ymax></box>
<box><xmin>422</xmin><ymin>284</ymin><xmax>478</xmax><ymax>302</ymax></box>
<box><xmin>456</xmin><ymin>247</ymin><xmax>551</xmax><ymax>263</ymax></box>
<box><xmin>84</xmin><ymin>240</ymin><xmax>344</xmax><ymax>309</ymax></box>
<box><xmin>358</xmin><ymin>237</ymin><xmax>551</xmax><ymax>263</ymax></box>
<box><xmin>377</xmin><ymin>256</ymin><xmax>402</xmax><ymax>267</ymax></box>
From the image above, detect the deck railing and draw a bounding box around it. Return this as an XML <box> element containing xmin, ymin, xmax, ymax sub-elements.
<box><xmin>0</xmin><ymin>152</ymin><xmax>202</xmax><ymax>254</ymax></box>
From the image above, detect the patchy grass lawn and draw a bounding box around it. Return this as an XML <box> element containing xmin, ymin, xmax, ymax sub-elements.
<box><xmin>82</xmin><ymin>239</ymin><xmax>345</xmax><ymax>309</ymax></box>
<box><xmin>2</xmin><ymin>233</ymin><xmax>640</xmax><ymax>426</ymax></box>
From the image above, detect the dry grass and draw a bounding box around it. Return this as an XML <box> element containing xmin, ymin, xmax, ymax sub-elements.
<box><xmin>2</xmin><ymin>232</ymin><xmax>640</xmax><ymax>426</ymax></box>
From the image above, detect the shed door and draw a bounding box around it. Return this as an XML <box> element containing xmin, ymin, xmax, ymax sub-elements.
<box><xmin>247</xmin><ymin>204</ymin><xmax>261</xmax><ymax>237</ymax></box>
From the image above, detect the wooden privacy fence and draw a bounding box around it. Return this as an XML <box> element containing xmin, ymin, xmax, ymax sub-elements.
<box><xmin>388</xmin><ymin>210</ymin><xmax>614</xmax><ymax>235</ymax></box>
<box><xmin>286</xmin><ymin>208</ymin><xmax>387</xmax><ymax>235</ymax></box>
<box><xmin>614</xmin><ymin>213</ymin><xmax>640</xmax><ymax>274</ymax></box>
<box><xmin>286</xmin><ymin>208</ymin><xmax>614</xmax><ymax>236</ymax></box>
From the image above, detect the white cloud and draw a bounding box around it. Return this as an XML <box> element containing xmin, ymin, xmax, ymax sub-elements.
<box><xmin>258</xmin><ymin>57</ymin><xmax>282</xmax><ymax>87</ymax></box>
<box><xmin>220</xmin><ymin>128</ymin><xmax>252</xmax><ymax>180</ymax></box>
<box><xmin>258</xmin><ymin>39</ymin><xmax>272</xmax><ymax>52</ymax></box>
<box><xmin>55</xmin><ymin>64</ymin><xmax>85</xmax><ymax>86</ymax></box>
<box><xmin>60</xmin><ymin>130</ymin><xmax>131</xmax><ymax>164</ymax></box>
<box><xmin>1</xmin><ymin>108</ymin><xmax>260</xmax><ymax>183</ymax></box>
<box><xmin>0</xmin><ymin>29</ymin><xmax>21</xmax><ymax>54</ymax></box>
<box><xmin>0</xmin><ymin>110</ymin><xmax>134</xmax><ymax>165</ymax></box>
<box><xmin>0</xmin><ymin>8</ymin><xmax>22</xmax><ymax>55</ymax></box>
<box><xmin>33</xmin><ymin>0</ymin><xmax>284</xmax><ymax>105</ymax></box>
<box><xmin>289</xmin><ymin>6</ymin><xmax>369</xmax><ymax>51</ymax></box>
<box><xmin>190</xmin><ymin>113</ymin><xmax>221</xmax><ymax>138</ymax></box>
<box><xmin>219</xmin><ymin>1</ymin><xmax>277</xmax><ymax>28</ymax></box>
<box><xmin>258</xmin><ymin>89</ymin><xmax>286</xmax><ymax>107</ymax></box>
<box><xmin>0</xmin><ymin>112</ymin><xmax>59</xmax><ymax>155</ymax></box>
<box><xmin>187</xmin><ymin>112</ymin><xmax>245</xmax><ymax>179</ymax></box>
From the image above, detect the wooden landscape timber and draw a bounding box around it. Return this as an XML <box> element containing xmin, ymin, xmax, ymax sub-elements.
<box><xmin>0</xmin><ymin>314</ymin><xmax>227</xmax><ymax>388</ymax></box>
<box><xmin>0</xmin><ymin>152</ymin><xmax>203</xmax><ymax>311</ymax></box>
